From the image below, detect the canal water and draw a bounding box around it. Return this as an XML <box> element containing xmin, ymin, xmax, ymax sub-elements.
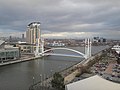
<box><xmin>0</xmin><ymin>46</ymin><xmax>108</xmax><ymax>90</ymax></box>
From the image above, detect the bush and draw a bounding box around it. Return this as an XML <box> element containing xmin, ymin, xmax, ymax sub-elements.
<box><xmin>75</xmin><ymin>73</ymin><xmax>81</xmax><ymax>77</ymax></box>
<box><xmin>51</xmin><ymin>72</ymin><xmax>65</xmax><ymax>90</ymax></box>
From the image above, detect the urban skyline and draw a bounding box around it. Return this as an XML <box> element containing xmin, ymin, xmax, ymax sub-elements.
<box><xmin>0</xmin><ymin>2</ymin><xmax>120</xmax><ymax>88</ymax></box>
<box><xmin>0</xmin><ymin>0</ymin><xmax>120</xmax><ymax>39</ymax></box>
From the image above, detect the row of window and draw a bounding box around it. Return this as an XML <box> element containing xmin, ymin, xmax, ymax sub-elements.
<box><xmin>0</xmin><ymin>51</ymin><xmax>19</xmax><ymax>58</ymax></box>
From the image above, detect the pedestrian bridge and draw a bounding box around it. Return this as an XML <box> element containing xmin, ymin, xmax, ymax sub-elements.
<box><xmin>35</xmin><ymin>38</ymin><xmax>91</xmax><ymax>59</ymax></box>
<box><xmin>41</xmin><ymin>48</ymin><xmax>87</xmax><ymax>59</ymax></box>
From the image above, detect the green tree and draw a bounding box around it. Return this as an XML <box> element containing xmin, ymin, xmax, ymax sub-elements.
<box><xmin>51</xmin><ymin>72</ymin><xmax>65</xmax><ymax>90</ymax></box>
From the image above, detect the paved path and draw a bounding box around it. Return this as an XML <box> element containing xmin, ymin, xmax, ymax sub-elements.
<box><xmin>105</xmin><ymin>63</ymin><xmax>114</xmax><ymax>74</ymax></box>
<box><xmin>105</xmin><ymin>59</ymin><xmax>117</xmax><ymax>74</ymax></box>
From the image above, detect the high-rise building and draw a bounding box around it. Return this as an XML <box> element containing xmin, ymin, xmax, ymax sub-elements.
<box><xmin>22</xmin><ymin>34</ymin><xmax>24</xmax><ymax>39</ymax></box>
<box><xmin>9</xmin><ymin>36</ymin><xmax>12</xmax><ymax>42</ymax></box>
<box><xmin>26</xmin><ymin>22</ymin><xmax>41</xmax><ymax>44</ymax></box>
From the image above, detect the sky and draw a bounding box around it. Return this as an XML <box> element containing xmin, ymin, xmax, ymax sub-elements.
<box><xmin>0</xmin><ymin>0</ymin><xmax>120</xmax><ymax>39</ymax></box>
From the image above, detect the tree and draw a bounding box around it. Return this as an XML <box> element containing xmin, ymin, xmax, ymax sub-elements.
<box><xmin>51</xmin><ymin>72</ymin><xmax>65</xmax><ymax>90</ymax></box>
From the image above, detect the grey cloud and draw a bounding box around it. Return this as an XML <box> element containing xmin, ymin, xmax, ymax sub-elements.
<box><xmin>0</xmin><ymin>0</ymin><xmax>120</xmax><ymax>39</ymax></box>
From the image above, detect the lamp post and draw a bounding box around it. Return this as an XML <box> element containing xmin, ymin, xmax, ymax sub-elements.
<box><xmin>50</xmin><ymin>70</ymin><xmax>53</xmax><ymax>77</ymax></box>
<box><xmin>33</xmin><ymin>76</ymin><xmax>35</xmax><ymax>85</ymax></box>
<box><xmin>31</xmin><ymin>76</ymin><xmax>35</xmax><ymax>90</ymax></box>
<box><xmin>44</xmin><ymin>74</ymin><xmax>47</xmax><ymax>90</ymax></box>
<box><xmin>65</xmin><ymin>64</ymin><xmax>68</xmax><ymax>75</ymax></box>
<box><xmin>40</xmin><ymin>74</ymin><xmax>42</xmax><ymax>89</ymax></box>
<box><xmin>65</xmin><ymin>64</ymin><xmax>68</xmax><ymax>69</ymax></box>
<box><xmin>46</xmin><ymin>75</ymin><xmax>48</xmax><ymax>88</ymax></box>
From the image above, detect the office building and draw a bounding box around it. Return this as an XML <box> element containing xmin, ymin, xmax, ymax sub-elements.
<box><xmin>0</xmin><ymin>40</ymin><xmax>20</xmax><ymax>62</ymax></box>
<box><xmin>93</xmin><ymin>37</ymin><xmax>106</xmax><ymax>43</ymax></box>
<box><xmin>17</xmin><ymin>41</ymin><xmax>34</xmax><ymax>53</ymax></box>
<box><xmin>22</xmin><ymin>34</ymin><xmax>24</xmax><ymax>39</ymax></box>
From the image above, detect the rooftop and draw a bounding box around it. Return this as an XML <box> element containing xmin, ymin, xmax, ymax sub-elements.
<box><xmin>66</xmin><ymin>75</ymin><xmax>120</xmax><ymax>90</ymax></box>
<box><xmin>0</xmin><ymin>40</ymin><xmax>5</xmax><ymax>45</ymax></box>
<box><xmin>28</xmin><ymin>22</ymin><xmax>40</xmax><ymax>27</ymax></box>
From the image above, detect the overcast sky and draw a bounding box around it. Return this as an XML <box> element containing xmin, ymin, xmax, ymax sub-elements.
<box><xmin>0</xmin><ymin>0</ymin><xmax>120</xmax><ymax>39</ymax></box>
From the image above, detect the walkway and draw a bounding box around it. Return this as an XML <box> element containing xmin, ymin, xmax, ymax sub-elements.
<box><xmin>105</xmin><ymin>62</ymin><xmax>115</xmax><ymax>74</ymax></box>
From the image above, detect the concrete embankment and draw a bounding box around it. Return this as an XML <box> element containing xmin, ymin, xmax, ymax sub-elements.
<box><xmin>0</xmin><ymin>56</ymin><xmax>41</xmax><ymax>66</ymax></box>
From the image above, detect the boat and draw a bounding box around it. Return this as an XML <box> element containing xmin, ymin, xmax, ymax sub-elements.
<box><xmin>112</xmin><ymin>45</ymin><xmax>120</xmax><ymax>54</ymax></box>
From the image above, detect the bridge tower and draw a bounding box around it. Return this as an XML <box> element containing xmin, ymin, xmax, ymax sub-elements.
<box><xmin>85</xmin><ymin>38</ymin><xmax>91</xmax><ymax>58</ymax></box>
<box><xmin>35</xmin><ymin>38</ymin><xmax>40</xmax><ymax>57</ymax></box>
<box><xmin>41</xmin><ymin>38</ymin><xmax>44</xmax><ymax>55</ymax></box>
<box><xmin>35</xmin><ymin>38</ymin><xmax>44</xmax><ymax>57</ymax></box>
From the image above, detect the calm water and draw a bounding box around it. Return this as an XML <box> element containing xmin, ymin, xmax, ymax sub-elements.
<box><xmin>0</xmin><ymin>46</ymin><xmax>108</xmax><ymax>90</ymax></box>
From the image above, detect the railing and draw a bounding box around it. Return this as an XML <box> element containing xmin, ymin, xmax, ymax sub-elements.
<box><xmin>44</xmin><ymin>53</ymin><xmax>84</xmax><ymax>58</ymax></box>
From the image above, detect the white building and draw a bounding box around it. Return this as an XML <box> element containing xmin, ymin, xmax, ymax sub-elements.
<box><xmin>26</xmin><ymin>22</ymin><xmax>41</xmax><ymax>44</ymax></box>
<box><xmin>0</xmin><ymin>40</ymin><xmax>20</xmax><ymax>62</ymax></box>
<box><xmin>66</xmin><ymin>75</ymin><xmax>120</xmax><ymax>90</ymax></box>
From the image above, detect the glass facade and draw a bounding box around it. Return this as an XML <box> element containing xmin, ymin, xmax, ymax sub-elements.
<box><xmin>0</xmin><ymin>50</ymin><xmax>20</xmax><ymax>61</ymax></box>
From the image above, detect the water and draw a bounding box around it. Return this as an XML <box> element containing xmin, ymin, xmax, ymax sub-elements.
<box><xmin>0</xmin><ymin>46</ymin><xmax>108</xmax><ymax>90</ymax></box>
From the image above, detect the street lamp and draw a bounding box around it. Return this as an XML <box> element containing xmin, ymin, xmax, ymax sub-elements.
<box><xmin>29</xmin><ymin>76</ymin><xmax>35</xmax><ymax>90</ymax></box>
<box><xmin>33</xmin><ymin>76</ymin><xmax>35</xmax><ymax>85</ymax></box>
<box><xmin>46</xmin><ymin>75</ymin><xmax>49</xmax><ymax>88</ymax></box>
<box><xmin>65</xmin><ymin>64</ymin><xmax>68</xmax><ymax>76</ymax></box>
<box><xmin>44</xmin><ymin>74</ymin><xmax>47</xmax><ymax>88</ymax></box>
<box><xmin>50</xmin><ymin>70</ymin><xmax>53</xmax><ymax>77</ymax></box>
<box><xmin>65</xmin><ymin>64</ymin><xmax>68</xmax><ymax>69</ymax></box>
<box><xmin>40</xmin><ymin>74</ymin><xmax>42</xmax><ymax>89</ymax></box>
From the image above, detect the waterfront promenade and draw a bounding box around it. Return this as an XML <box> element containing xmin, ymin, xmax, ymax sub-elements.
<box><xmin>63</xmin><ymin>52</ymin><xmax>103</xmax><ymax>84</ymax></box>
<box><xmin>30</xmin><ymin>48</ymin><xmax>107</xmax><ymax>90</ymax></box>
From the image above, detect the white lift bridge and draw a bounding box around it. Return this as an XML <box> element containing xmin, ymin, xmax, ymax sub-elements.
<box><xmin>35</xmin><ymin>38</ymin><xmax>92</xmax><ymax>59</ymax></box>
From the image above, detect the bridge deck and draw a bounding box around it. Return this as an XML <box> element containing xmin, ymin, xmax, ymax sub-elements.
<box><xmin>44</xmin><ymin>53</ymin><xmax>84</xmax><ymax>58</ymax></box>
